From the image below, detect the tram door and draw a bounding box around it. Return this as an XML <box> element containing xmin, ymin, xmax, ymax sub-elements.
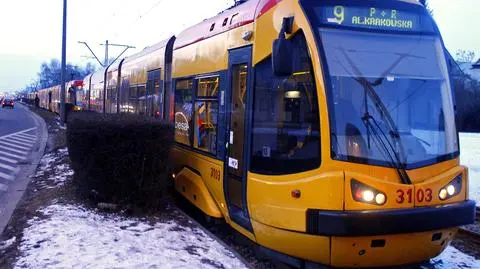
<box><xmin>224</xmin><ymin>46</ymin><xmax>253</xmax><ymax>231</ymax></box>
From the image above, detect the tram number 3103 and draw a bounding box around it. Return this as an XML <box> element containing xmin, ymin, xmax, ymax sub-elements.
<box><xmin>210</xmin><ymin>168</ymin><xmax>221</xmax><ymax>181</ymax></box>
<box><xmin>396</xmin><ymin>188</ymin><xmax>433</xmax><ymax>204</ymax></box>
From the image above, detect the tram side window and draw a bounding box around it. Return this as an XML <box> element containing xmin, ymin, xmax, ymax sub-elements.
<box><xmin>251</xmin><ymin>32</ymin><xmax>320</xmax><ymax>175</ymax></box>
<box><xmin>129</xmin><ymin>86</ymin><xmax>138</xmax><ymax>113</ymax></box>
<box><xmin>175</xmin><ymin>79</ymin><xmax>194</xmax><ymax>145</ymax></box>
<box><xmin>194</xmin><ymin>76</ymin><xmax>219</xmax><ymax>154</ymax></box>
<box><xmin>138</xmin><ymin>85</ymin><xmax>147</xmax><ymax>115</ymax></box>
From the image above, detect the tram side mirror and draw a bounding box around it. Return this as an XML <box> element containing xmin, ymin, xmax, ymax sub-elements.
<box><xmin>272</xmin><ymin>17</ymin><xmax>294</xmax><ymax>77</ymax></box>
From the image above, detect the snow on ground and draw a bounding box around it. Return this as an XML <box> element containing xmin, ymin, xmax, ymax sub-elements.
<box><xmin>459</xmin><ymin>133</ymin><xmax>480</xmax><ymax>203</ymax></box>
<box><xmin>56</xmin><ymin>119</ymin><xmax>67</xmax><ymax>130</ymax></box>
<box><xmin>14</xmin><ymin>204</ymin><xmax>247</xmax><ymax>269</ymax></box>
<box><xmin>0</xmin><ymin>237</ymin><xmax>16</xmax><ymax>251</ymax></box>
<box><xmin>433</xmin><ymin>246</ymin><xmax>480</xmax><ymax>268</ymax></box>
<box><xmin>33</xmin><ymin>148</ymin><xmax>73</xmax><ymax>189</ymax></box>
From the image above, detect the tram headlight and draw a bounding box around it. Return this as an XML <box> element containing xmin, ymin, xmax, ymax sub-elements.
<box><xmin>362</xmin><ymin>190</ymin><xmax>375</xmax><ymax>202</ymax></box>
<box><xmin>375</xmin><ymin>193</ymin><xmax>386</xmax><ymax>205</ymax></box>
<box><xmin>439</xmin><ymin>189</ymin><xmax>448</xmax><ymax>200</ymax></box>
<box><xmin>351</xmin><ymin>179</ymin><xmax>387</xmax><ymax>206</ymax></box>
<box><xmin>447</xmin><ymin>185</ymin><xmax>455</xmax><ymax>196</ymax></box>
<box><xmin>438</xmin><ymin>174</ymin><xmax>462</xmax><ymax>201</ymax></box>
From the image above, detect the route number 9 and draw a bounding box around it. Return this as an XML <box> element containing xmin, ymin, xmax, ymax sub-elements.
<box><xmin>334</xmin><ymin>6</ymin><xmax>345</xmax><ymax>24</ymax></box>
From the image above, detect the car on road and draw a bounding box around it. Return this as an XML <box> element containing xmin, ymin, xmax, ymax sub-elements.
<box><xmin>2</xmin><ymin>99</ymin><xmax>14</xmax><ymax>108</ymax></box>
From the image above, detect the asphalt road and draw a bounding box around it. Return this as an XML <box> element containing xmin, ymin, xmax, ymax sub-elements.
<box><xmin>0</xmin><ymin>103</ymin><xmax>36</xmax><ymax>137</ymax></box>
<box><xmin>0</xmin><ymin>103</ymin><xmax>47</xmax><ymax>233</ymax></box>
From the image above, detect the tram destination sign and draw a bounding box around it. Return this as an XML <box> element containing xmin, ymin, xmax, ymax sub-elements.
<box><xmin>322</xmin><ymin>5</ymin><xmax>423</xmax><ymax>31</ymax></box>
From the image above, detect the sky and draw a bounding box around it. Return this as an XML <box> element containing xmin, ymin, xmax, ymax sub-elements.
<box><xmin>0</xmin><ymin>0</ymin><xmax>479</xmax><ymax>92</ymax></box>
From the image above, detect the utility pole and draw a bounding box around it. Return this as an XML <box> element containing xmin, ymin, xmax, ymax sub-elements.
<box><xmin>104</xmin><ymin>40</ymin><xmax>109</xmax><ymax>66</ymax></box>
<box><xmin>79</xmin><ymin>41</ymin><xmax>135</xmax><ymax>68</ymax></box>
<box><xmin>100</xmin><ymin>41</ymin><xmax>136</xmax><ymax>67</ymax></box>
<box><xmin>60</xmin><ymin>0</ymin><xmax>67</xmax><ymax>123</ymax></box>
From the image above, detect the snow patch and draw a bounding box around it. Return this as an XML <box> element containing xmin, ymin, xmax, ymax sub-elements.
<box><xmin>34</xmin><ymin>148</ymin><xmax>73</xmax><ymax>189</ymax></box>
<box><xmin>15</xmin><ymin>204</ymin><xmax>247</xmax><ymax>269</ymax></box>
<box><xmin>459</xmin><ymin>133</ymin><xmax>480</xmax><ymax>203</ymax></box>
<box><xmin>56</xmin><ymin>119</ymin><xmax>67</xmax><ymax>130</ymax></box>
<box><xmin>0</xmin><ymin>237</ymin><xmax>16</xmax><ymax>251</ymax></box>
<box><xmin>433</xmin><ymin>246</ymin><xmax>480</xmax><ymax>268</ymax></box>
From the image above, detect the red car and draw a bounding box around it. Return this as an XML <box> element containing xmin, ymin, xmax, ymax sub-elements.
<box><xmin>2</xmin><ymin>99</ymin><xmax>14</xmax><ymax>108</ymax></box>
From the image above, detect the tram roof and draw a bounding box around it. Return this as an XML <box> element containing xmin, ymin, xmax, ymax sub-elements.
<box><xmin>173</xmin><ymin>0</ymin><xmax>425</xmax><ymax>50</ymax></box>
<box><xmin>174</xmin><ymin>0</ymin><xmax>260</xmax><ymax>50</ymax></box>
<box><xmin>123</xmin><ymin>38</ymin><xmax>173</xmax><ymax>64</ymax></box>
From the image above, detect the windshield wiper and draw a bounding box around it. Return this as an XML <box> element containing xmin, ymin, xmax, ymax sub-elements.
<box><xmin>339</xmin><ymin>49</ymin><xmax>412</xmax><ymax>185</ymax></box>
<box><xmin>362</xmin><ymin>111</ymin><xmax>412</xmax><ymax>185</ymax></box>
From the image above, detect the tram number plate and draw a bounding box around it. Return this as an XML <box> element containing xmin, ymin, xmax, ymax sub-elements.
<box><xmin>396</xmin><ymin>188</ymin><xmax>433</xmax><ymax>204</ymax></box>
<box><xmin>210</xmin><ymin>168</ymin><xmax>221</xmax><ymax>181</ymax></box>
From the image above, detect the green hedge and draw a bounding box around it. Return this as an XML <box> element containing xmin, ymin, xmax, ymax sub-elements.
<box><xmin>67</xmin><ymin>112</ymin><xmax>173</xmax><ymax>208</ymax></box>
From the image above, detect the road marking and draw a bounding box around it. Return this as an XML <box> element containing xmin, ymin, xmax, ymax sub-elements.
<box><xmin>1</xmin><ymin>147</ymin><xmax>28</xmax><ymax>156</ymax></box>
<box><xmin>11</xmin><ymin>135</ymin><xmax>36</xmax><ymax>143</ymax></box>
<box><xmin>3</xmin><ymin>138</ymin><xmax>32</xmax><ymax>147</ymax></box>
<box><xmin>0</xmin><ymin>156</ymin><xmax>18</xmax><ymax>164</ymax></box>
<box><xmin>0</xmin><ymin>171</ymin><xmax>14</xmax><ymax>181</ymax></box>
<box><xmin>0</xmin><ymin>150</ymin><xmax>25</xmax><ymax>160</ymax></box>
<box><xmin>0</xmin><ymin>162</ymin><xmax>17</xmax><ymax>172</ymax></box>
<box><xmin>0</xmin><ymin>140</ymin><xmax>30</xmax><ymax>151</ymax></box>
<box><xmin>14</xmin><ymin>133</ymin><xmax>36</xmax><ymax>139</ymax></box>
<box><xmin>7</xmin><ymin>136</ymin><xmax>35</xmax><ymax>144</ymax></box>
<box><xmin>0</xmin><ymin>127</ymin><xmax>36</xmax><ymax>140</ymax></box>
<box><xmin>0</xmin><ymin>127</ymin><xmax>39</xmax><ymax>190</ymax></box>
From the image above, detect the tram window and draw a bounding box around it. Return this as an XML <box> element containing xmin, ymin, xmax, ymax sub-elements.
<box><xmin>193</xmin><ymin>76</ymin><xmax>219</xmax><ymax>154</ymax></box>
<box><xmin>128</xmin><ymin>86</ymin><xmax>139</xmax><ymax>114</ymax></box>
<box><xmin>197</xmin><ymin>76</ymin><xmax>219</xmax><ymax>97</ymax></box>
<box><xmin>251</xmin><ymin>32</ymin><xmax>320</xmax><ymax>175</ymax></box>
<box><xmin>129</xmin><ymin>86</ymin><xmax>137</xmax><ymax>98</ymax></box>
<box><xmin>138</xmin><ymin>85</ymin><xmax>146</xmax><ymax>98</ymax></box>
<box><xmin>174</xmin><ymin>79</ymin><xmax>194</xmax><ymax>145</ymax></box>
<box><xmin>138</xmin><ymin>85</ymin><xmax>147</xmax><ymax>115</ymax></box>
<box><xmin>194</xmin><ymin>101</ymin><xmax>218</xmax><ymax>154</ymax></box>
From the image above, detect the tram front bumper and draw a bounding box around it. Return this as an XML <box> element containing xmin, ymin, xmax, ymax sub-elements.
<box><xmin>304</xmin><ymin>200</ymin><xmax>475</xmax><ymax>267</ymax></box>
<box><xmin>306</xmin><ymin>200</ymin><xmax>476</xmax><ymax>236</ymax></box>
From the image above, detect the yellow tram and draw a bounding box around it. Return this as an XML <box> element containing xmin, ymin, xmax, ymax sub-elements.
<box><xmin>36</xmin><ymin>80</ymin><xmax>84</xmax><ymax>113</ymax></box>
<box><xmin>169</xmin><ymin>0</ymin><xmax>475</xmax><ymax>267</ymax></box>
<box><xmin>33</xmin><ymin>0</ymin><xmax>476</xmax><ymax>267</ymax></box>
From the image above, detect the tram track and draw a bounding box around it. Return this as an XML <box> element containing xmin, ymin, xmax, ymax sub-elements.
<box><xmin>450</xmin><ymin>207</ymin><xmax>480</xmax><ymax>262</ymax></box>
<box><xmin>171</xmin><ymin>192</ymin><xmax>278</xmax><ymax>269</ymax></box>
<box><xmin>458</xmin><ymin>207</ymin><xmax>480</xmax><ymax>238</ymax></box>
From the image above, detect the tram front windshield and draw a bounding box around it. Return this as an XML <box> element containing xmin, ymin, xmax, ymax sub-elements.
<box><xmin>307</xmin><ymin>3</ymin><xmax>459</xmax><ymax>168</ymax></box>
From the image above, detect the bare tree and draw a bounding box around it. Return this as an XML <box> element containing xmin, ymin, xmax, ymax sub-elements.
<box><xmin>456</xmin><ymin>50</ymin><xmax>476</xmax><ymax>63</ymax></box>
<box><xmin>26</xmin><ymin>60</ymin><xmax>96</xmax><ymax>91</ymax></box>
<box><xmin>424</xmin><ymin>0</ymin><xmax>434</xmax><ymax>16</ymax></box>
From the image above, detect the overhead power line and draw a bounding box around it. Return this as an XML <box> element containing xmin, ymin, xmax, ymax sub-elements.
<box><xmin>78</xmin><ymin>41</ymin><xmax>135</xmax><ymax>67</ymax></box>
